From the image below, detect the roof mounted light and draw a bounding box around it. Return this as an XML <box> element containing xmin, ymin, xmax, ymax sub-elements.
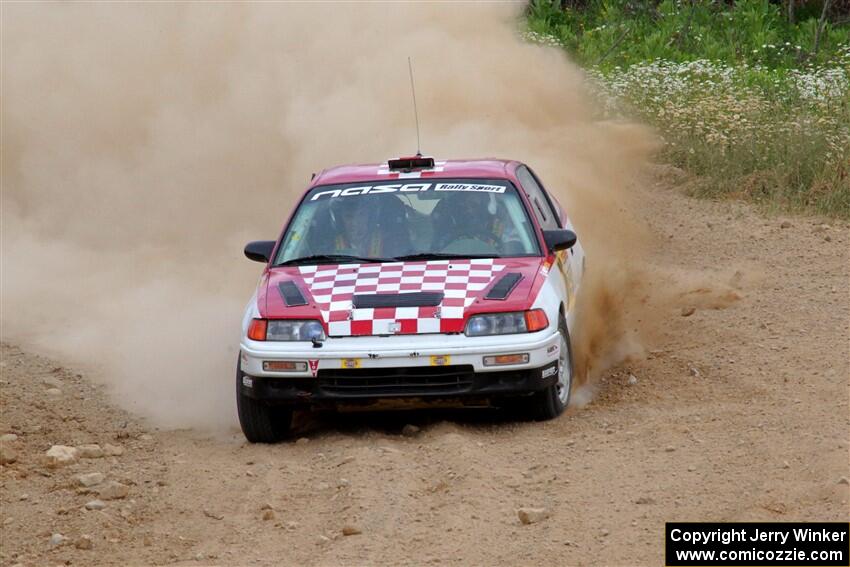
<box><xmin>387</xmin><ymin>155</ymin><xmax>435</xmax><ymax>171</ymax></box>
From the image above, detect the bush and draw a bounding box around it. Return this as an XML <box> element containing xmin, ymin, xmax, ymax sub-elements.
<box><xmin>525</xmin><ymin>1</ymin><xmax>850</xmax><ymax>218</ymax></box>
<box><xmin>526</xmin><ymin>0</ymin><xmax>849</xmax><ymax>69</ymax></box>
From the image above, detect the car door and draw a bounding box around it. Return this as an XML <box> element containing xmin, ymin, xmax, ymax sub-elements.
<box><xmin>515</xmin><ymin>165</ymin><xmax>582</xmax><ymax>314</ymax></box>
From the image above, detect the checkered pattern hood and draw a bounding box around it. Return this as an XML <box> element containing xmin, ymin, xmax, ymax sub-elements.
<box><xmin>261</xmin><ymin>258</ymin><xmax>544</xmax><ymax>337</ymax></box>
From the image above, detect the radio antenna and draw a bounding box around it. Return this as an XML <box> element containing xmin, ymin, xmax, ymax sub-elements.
<box><xmin>407</xmin><ymin>56</ymin><xmax>422</xmax><ymax>157</ymax></box>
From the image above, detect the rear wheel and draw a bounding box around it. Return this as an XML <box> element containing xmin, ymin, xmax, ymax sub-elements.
<box><xmin>236</xmin><ymin>359</ymin><xmax>293</xmax><ymax>443</ymax></box>
<box><xmin>512</xmin><ymin>314</ymin><xmax>573</xmax><ymax>421</ymax></box>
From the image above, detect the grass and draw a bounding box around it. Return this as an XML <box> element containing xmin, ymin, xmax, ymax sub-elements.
<box><xmin>525</xmin><ymin>0</ymin><xmax>850</xmax><ymax>218</ymax></box>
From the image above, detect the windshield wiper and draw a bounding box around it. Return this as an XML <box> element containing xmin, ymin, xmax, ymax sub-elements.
<box><xmin>276</xmin><ymin>254</ymin><xmax>393</xmax><ymax>266</ymax></box>
<box><xmin>391</xmin><ymin>252</ymin><xmax>500</xmax><ymax>261</ymax></box>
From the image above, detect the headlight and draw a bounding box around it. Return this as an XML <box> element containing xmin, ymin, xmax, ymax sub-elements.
<box><xmin>248</xmin><ymin>319</ymin><xmax>326</xmax><ymax>341</ymax></box>
<box><xmin>464</xmin><ymin>309</ymin><xmax>549</xmax><ymax>337</ymax></box>
<box><xmin>268</xmin><ymin>320</ymin><xmax>326</xmax><ymax>341</ymax></box>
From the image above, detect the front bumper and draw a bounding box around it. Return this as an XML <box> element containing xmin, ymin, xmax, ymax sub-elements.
<box><xmin>239</xmin><ymin>330</ymin><xmax>561</xmax><ymax>406</ymax></box>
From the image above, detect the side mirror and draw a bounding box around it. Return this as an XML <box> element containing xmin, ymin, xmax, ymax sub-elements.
<box><xmin>542</xmin><ymin>229</ymin><xmax>577</xmax><ymax>253</ymax></box>
<box><xmin>244</xmin><ymin>240</ymin><xmax>276</xmax><ymax>263</ymax></box>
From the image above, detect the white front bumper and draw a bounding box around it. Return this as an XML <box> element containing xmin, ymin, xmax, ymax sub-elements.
<box><xmin>240</xmin><ymin>330</ymin><xmax>561</xmax><ymax>378</ymax></box>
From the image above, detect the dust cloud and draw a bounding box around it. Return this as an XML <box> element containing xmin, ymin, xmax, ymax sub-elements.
<box><xmin>2</xmin><ymin>3</ymin><xmax>658</xmax><ymax>429</ymax></box>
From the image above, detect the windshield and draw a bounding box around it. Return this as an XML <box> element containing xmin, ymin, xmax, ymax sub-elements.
<box><xmin>274</xmin><ymin>178</ymin><xmax>540</xmax><ymax>265</ymax></box>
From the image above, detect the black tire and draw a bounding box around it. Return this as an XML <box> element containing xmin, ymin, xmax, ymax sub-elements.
<box><xmin>236</xmin><ymin>359</ymin><xmax>293</xmax><ymax>443</ymax></box>
<box><xmin>510</xmin><ymin>314</ymin><xmax>573</xmax><ymax>421</ymax></box>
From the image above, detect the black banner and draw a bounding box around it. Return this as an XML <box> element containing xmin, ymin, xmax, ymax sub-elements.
<box><xmin>666</xmin><ymin>523</ymin><xmax>849</xmax><ymax>566</ymax></box>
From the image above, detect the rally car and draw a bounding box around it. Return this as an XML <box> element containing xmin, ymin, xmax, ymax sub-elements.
<box><xmin>238</xmin><ymin>156</ymin><xmax>584</xmax><ymax>442</ymax></box>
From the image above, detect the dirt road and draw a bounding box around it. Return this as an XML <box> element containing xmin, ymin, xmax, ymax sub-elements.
<box><xmin>1</xmin><ymin>174</ymin><xmax>848</xmax><ymax>566</ymax></box>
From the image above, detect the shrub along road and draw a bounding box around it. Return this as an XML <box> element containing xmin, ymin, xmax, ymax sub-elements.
<box><xmin>1</xmin><ymin>171</ymin><xmax>848</xmax><ymax>566</ymax></box>
<box><xmin>526</xmin><ymin>2</ymin><xmax>850</xmax><ymax>218</ymax></box>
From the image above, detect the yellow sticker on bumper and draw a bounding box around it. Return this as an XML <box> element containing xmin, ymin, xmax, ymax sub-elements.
<box><xmin>430</xmin><ymin>355</ymin><xmax>451</xmax><ymax>366</ymax></box>
<box><xmin>341</xmin><ymin>358</ymin><xmax>361</xmax><ymax>369</ymax></box>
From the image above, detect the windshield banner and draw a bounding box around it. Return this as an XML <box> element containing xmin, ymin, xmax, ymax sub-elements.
<box><xmin>310</xmin><ymin>182</ymin><xmax>506</xmax><ymax>201</ymax></box>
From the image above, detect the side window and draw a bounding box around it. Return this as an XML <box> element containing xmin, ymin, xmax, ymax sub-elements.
<box><xmin>516</xmin><ymin>165</ymin><xmax>560</xmax><ymax>230</ymax></box>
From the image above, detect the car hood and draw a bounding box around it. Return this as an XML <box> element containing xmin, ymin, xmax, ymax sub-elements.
<box><xmin>258</xmin><ymin>257</ymin><xmax>546</xmax><ymax>337</ymax></box>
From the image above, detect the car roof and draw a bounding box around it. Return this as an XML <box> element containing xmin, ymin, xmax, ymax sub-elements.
<box><xmin>310</xmin><ymin>158</ymin><xmax>519</xmax><ymax>188</ymax></box>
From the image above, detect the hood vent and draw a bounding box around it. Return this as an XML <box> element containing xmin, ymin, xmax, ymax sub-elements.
<box><xmin>485</xmin><ymin>273</ymin><xmax>523</xmax><ymax>300</ymax></box>
<box><xmin>353</xmin><ymin>292</ymin><xmax>444</xmax><ymax>309</ymax></box>
<box><xmin>278</xmin><ymin>281</ymin><xmax>308</xmax><ymax>307</ymax></box>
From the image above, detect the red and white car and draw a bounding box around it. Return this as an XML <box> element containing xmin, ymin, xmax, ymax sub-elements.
<box><xmin>238</xmin><ymin>156</ymin><xmax>584</xmax><ymax>442</ymax></box>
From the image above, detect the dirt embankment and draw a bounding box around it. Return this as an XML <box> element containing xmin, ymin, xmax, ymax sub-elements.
<box><xmin>2</xmin><ymin>171</ymin><xmax>848</xmax><ymax>566</ymax></box>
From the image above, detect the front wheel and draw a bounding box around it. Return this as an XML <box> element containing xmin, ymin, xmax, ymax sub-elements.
<box><xmin>512</xmin><ymin>315</ymin><xmax>573</xmax><ymax>421</ymax></box>
<box><xmin>236</xmin><ymin>359</ymin><xmax>293</xmax><ymax>443</ymax></box>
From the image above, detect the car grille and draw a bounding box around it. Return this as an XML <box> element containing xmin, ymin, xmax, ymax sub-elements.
<box><xmin>317</xmin><ymin>365</ymin><xmax>475</xmax><ymax>397</ymax></box>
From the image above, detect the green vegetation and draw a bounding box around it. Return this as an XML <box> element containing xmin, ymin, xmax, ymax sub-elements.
<box><xmin>526</xmin><ymin>0</ymin><xmax>850</xmax><ymax>218</ymax></box>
